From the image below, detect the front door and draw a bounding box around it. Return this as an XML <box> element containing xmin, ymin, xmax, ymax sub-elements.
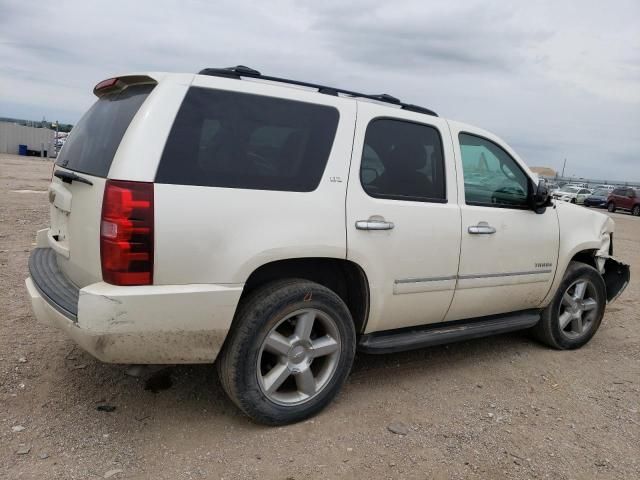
<box><xmin>445</xmin><ymin>125</ymin><xmax>560</xmax><ymax>321</ymax></box>
<box><xmin>346</xmin><ymin>102</ymin><xmax>461</xmax><ymax>333</ymax></box>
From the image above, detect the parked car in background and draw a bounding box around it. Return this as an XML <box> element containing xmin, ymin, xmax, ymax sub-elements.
<box><xmin>567</xmin><ymin>182</ymin><xmax>589</xmax><ymax>189</ymax></box>
<box><xmin>546</xmin><ymin>182</ymin><xmax>559</xmax><ymax>192</ymax></box>
<box><xmin>553</xmin><ymin>186</ymin><xmax>592</xmax><ymax>204</ymax></box>
<box><xmin>607</xmin><ymin>187</ymin><xmax>640</xmax><ymax>216</ymax></box>
<box><xmin>593</xmin><ymin>184</ymin><xmax>615</xmax><ymax>193</ymax></box>
<box><xmin>584</xmin><ymin>189</ymin><xmax>610</xmax><ymax>208</ymax></box>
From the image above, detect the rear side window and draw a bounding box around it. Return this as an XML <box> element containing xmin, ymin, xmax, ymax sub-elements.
<box><xmin>360</xmin><ymin>118</ymin><xmax>446</xmax><ymax>202</ymax></box>
<box><xmin>56</xmin><ymin>84</ymin><xmax>153</xmax><ymax>177</ymax></box>
<box><xmin>156</xmin><ymin>88</ymin><xmax>339</xmax><ymax>191</ymax></box>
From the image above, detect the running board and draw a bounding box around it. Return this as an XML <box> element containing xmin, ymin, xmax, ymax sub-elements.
<box><xmin>358</xmin><ymin>310</ymin><xmax>540</xmax><ymax>354</ymax></box>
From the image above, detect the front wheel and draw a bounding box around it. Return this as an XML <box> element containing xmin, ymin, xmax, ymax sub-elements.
<box><xmin>217</xmin><ymin>279</ymin><xmax>356</xmax><ymax>425</ymax></box>
<box><xmin>607</xmin><ymin>202</ymin><xmax>616</xmax><ymax>213</ymax></box>
<box><xmin>531</xmin><ymin>261</ymin><xmax>606</xmax><ymax>349</ymax></box>
<box><xmin>632</xmin><ymin>205</ymin><xmax>640</xmax><ymax>216</ymax></box>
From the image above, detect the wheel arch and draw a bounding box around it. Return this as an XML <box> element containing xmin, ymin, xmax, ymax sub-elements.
<box><xmin>550</xmin><ymin>248</ymin><xmax>629</xmax><ymax>305</ymax></box>
<box><xmin>240</xmin><ymin>257</ymin><xmax>370</xmax><ymax>333</ymax></box>
<box><xmin>570</xmin><ymin>249</ymin><xmax>599</xmax><ymax>269</ymax></box>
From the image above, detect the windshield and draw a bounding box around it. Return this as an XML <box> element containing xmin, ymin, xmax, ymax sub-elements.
<box><xmin>593</xmin><ymin>189</ymin><xmax>608</xmax><ymax>196</ymax></box>
<box><xmin>56</xmin><ymin>84</ymin><xmax>154</xmax><ymax>177</ymax></box>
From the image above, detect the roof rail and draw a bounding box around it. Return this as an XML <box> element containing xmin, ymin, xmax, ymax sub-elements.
<box><xmin>198</xmin><ymin>66</ymin><xmax>438</xmax><ymax>117</ymax></box>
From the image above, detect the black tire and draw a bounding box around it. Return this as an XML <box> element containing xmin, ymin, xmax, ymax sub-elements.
<box><xmin>632</xmin><ymin>205</ymin><xmax>640</xmax><ymax>216</ymax></box>
<box><xmin>531</xmin><ymin>261</ymin><xmax>606</xmax><ymax>350</ymax></box>
<box><xmin>571</xmin><ymin>198</ymin><xmax>576</xmax><ymax>204</ymax></box>
<box><xmin>217</xmin><ymin>279</ymin><xmax>356</xmax><ymax>425</ymax></box>
<box><xmin>607</xmin><ymin>202</ymin><xmax>616</xmax><ymax>213</ymax></box>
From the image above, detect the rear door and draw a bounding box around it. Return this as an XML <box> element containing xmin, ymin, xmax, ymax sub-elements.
<box><xmin>623</xmin><ymin>188</ymin><xmax>636</xmax><ymax>209</ymax></box>
<box><xmin>49</xmin><ymin>80</ymin><xmax>156</xmax><ymax>287</ymax></box>
<box><xmin>445</xmin><ymin>123</ymin><xmax>559</xmax><ymax>321</ymax></box>
<box><xmin>346</xmin><ymin>102</ymin><xmax>460</xmax><ymax>334</ymax></box>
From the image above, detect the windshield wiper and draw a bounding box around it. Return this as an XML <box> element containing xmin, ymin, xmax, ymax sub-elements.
<box><xmin>54</xmin><ymin>170</ymin><xmax>93</xmax><ymax>186</ymax></box>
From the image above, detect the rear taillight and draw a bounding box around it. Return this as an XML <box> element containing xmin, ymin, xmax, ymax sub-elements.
<box><xmin>100</xmin><ymin>180</ymin><xmax>154</xmax><ymax>286</ymax></box>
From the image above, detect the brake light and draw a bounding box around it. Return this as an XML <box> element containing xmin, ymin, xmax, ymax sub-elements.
<box><xmin>100</xmin><ymin>180</ymin><xmax>154</xmax><ymax>286</ymax></box>
<box><xmin>94</xmin><ymin>77</ymin><xmax>118</xmax><ymax>91</ymax></box>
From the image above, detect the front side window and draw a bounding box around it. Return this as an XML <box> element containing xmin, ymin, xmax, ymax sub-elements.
<box><xmin>360</xmin><ymin>119</ymin><xmax>446</xmax><ymax>202</ymax></box>
<box><xmin>459</xmin><ymin>133</ymin><xmax>530</xmax><ymax>208</ymax></box>
<box><xmin>156</xmin><ymin>88</ymin><xmax>339</xmax><ymax>191</ymax></box>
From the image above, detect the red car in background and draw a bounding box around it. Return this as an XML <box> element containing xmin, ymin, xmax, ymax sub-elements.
<box><xmin>607</xmin><ymin>187</ymin><xmax>640</xmax><ymax>216</ymax></box>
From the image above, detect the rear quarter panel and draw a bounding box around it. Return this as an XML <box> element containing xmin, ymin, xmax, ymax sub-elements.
<box><xmin>108</xmin><ymin>73</ymin><xmax>194</xmax><ymax>182</ymax></box>
<box><xmin>153</xmin><ymin>76</ymin><xmax>358</xmax><ymax>284</ymax></box>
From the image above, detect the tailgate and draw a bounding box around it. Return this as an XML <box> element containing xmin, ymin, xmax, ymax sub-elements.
<box><xmin>48</xmin><ymin>171</ymin><xmax>106</xmax><ymax>287</ymax></box>
<box><xmin>48</xmin><ymin>79</ymin><xmax>155</xmax><ymax>288</ymax></box>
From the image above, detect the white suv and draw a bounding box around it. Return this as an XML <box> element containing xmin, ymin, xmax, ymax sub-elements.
<box><xmin>25</xmin><ymin>66</ymin><xmax>630</xmax><ymax>425</ymax></box>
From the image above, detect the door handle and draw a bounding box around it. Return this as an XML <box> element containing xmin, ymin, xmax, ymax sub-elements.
<box><xmin>355</xmin><ymin>220</ymin><xmax>395</xmax><ymax>231</ymax></box>
<box><xmin>468</xmin><ymin>222</ymin><xmax>496</xmax><ymax>234</ymax></box>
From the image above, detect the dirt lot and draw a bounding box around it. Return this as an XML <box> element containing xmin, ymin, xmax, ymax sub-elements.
<box><xmin>1</xmin><ymin>153</ymin><xmax>638</xmax><ymax>479</ymax></box>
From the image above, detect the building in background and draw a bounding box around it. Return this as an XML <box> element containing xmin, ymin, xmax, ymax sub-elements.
<box><xmin>530</xmin><ymin>166</ymin><xmax>557</xmax><ymax>177</ymax></box>
<box><xmin>0</xmin><ymin>122</ymin><xmax>55</xmax><ymax>157</ymax></box>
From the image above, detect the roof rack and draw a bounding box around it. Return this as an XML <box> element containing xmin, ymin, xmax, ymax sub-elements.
<box><xmin>198</xmin><ymin>66</ymin><xmax>438</xmax><ymax>117</ymax></box>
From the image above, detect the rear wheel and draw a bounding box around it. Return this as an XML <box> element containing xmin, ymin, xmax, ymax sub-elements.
<box><xmin>607</xmin><ymin>202</ymin><xmax>616</xmax><ymax>212</ymax></box>
<box><xmin>532</xmin><ymin>262</ymin><xmax>606</xmax><ymax>349</ymax></box>
<box><xmin>217</xmin><ymin>279</ymin><xmax>356</xmax><ymax>425</ymax></box>
<box><xmin>632</xmin><ymin>205</ymin><xmax>640</xmax><ymax>216</ymax></box>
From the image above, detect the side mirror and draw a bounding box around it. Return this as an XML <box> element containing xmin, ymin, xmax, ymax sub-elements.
<box><xmin>531</xmin><ymin>179</ymin><xmax>552</xmax><ymax>214</ymax></box>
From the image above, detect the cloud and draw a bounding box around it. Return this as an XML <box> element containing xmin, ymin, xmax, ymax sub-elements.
<box><xmin>309</xmin><ymin>3</ymin><xmax>551</xmax><ymax>73</ymax></box>
<box><xmin>0</xmin><ymin>0</ymin><xmax>638</xmax><ymax>180</ymax></box>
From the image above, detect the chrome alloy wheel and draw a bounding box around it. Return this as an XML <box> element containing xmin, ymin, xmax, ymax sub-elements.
<box><xmin>558</xmin><ymin>279</ymin><xmax>599</xmax><ymax>339</ymax></box>
<box><xmin>257</xmin><ymin>308</ymin><xmax>341</xmax><ymax>406</ymax></box>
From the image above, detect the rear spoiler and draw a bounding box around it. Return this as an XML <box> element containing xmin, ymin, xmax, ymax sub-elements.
<box><xmin>93</xmin><ymin>75</ymin><xmax>157</xmax><ymax>97</ymax></box>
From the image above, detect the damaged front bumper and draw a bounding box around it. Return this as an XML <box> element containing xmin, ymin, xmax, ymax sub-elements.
<box><xmin>600</xmin><ymin>257</ymin><xmax>630</xmax><ymax>303</ymax></box>
<box><xmin>595</xmin><ymin>233</ymin><xmax>630</xmax><ymax>303</ymax></box>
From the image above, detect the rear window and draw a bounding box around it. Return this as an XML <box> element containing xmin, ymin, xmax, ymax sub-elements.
<box><xmin>56</xmin><ymin>84</ymin><xmax>153</xmax><ymax>177</ymax></box>
<box><xmin>155</xmin><ymin>87</ymin><xmax>339</xmax><ymax>191</ymax></box>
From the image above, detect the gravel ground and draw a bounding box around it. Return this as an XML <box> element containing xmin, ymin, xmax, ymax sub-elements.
<box><xmin>1</xmin><ymin>153</ymin><xmax>638</xmax><ymax>479</ymax></box>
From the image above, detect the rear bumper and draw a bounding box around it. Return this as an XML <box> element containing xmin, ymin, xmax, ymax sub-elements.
<box><xmin>26</xmin><ymin>248</ymin><xmax>243</xmax><ymax>364</ymax></box>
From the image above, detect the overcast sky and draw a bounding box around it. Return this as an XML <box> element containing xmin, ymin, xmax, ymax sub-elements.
<box><xmin>1</xmin><ymin>0</ymin><xmax>638</xmax><ymax>180</ymax></box>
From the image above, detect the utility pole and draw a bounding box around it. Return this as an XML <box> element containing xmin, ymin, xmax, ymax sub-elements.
<box><xmin>561</xmin><ymin>158</ymin><xmax>567</xmax><ymax>178</ymax></box>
